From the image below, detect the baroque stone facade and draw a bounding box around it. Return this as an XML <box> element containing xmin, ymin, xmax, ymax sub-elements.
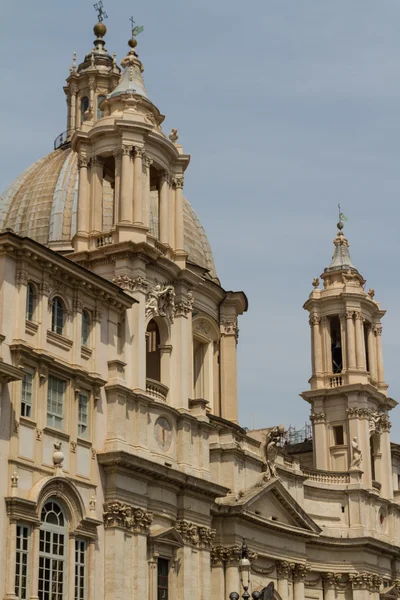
<box><xmin>1</xmin><ymin>11</ymin><xmax>400</xmax><ymax>600</ymax></box>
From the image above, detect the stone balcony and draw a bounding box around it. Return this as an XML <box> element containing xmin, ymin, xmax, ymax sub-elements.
<box><xmin>146</xmin><ymin>378</ymin><xmax>169</xmax><ymax>402</ymax></box>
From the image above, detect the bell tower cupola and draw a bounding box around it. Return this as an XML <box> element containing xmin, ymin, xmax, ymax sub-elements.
<box><xmin>302</xmin><ymin>217</ymin><xmax>397</xmax><ymax>497</ymax></box>
<box><xmin>63</xmin><ymin>3</ymin><xmax>120</xmax><ymax>142</ymax></box>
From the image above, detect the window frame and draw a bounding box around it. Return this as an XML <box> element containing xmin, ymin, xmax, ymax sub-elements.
<box><xmin>81</xmin><ymin>310</ymin><xmax>90</xmax><ymax>348</ymax></box>
<box><xmin>81</xmin><ymin>97</ymin><xmax>89</xmax><ymax>122</ymax></box>
<box><xmin>157</xmin><ymin>557</ymin><xmax>169</xmax><ymax>600</ymax></box>
<box><xmin>74</xmin><ymin>538</ymin><xmax>87</xmax><ymax>600</ymax></box>
<box><xmin>97</xmin><ymin>95</ymin><xmax>106</xmax><ymax>119</ymax></box>
<box><xmin>21</xmin><ymin>368</ymin><xmax>34</xmax><ymax>419</ymax></box>
<box><xmin>15</xmin><ymin>523</ymin><xmax>30</xmax><ymax>600</ymax></box>
<box><xmin>47</xmin><ymin>375</ymin><xmax>67</xmax><ymax>430</ymax></box>
<box><xmin>26</xmin><ymin>283</ymin><xmax>35</xmax><ymax>322</ymax></box>
<box><xmin>51</xmin><ymin>297</ymin><xmax>66</xmax><ymax>336</ymax></box>
<box><xmin>39</xmin><ymin>501</ymin><xmax>67</xmax><ymax>600</ymax></box>
<box><xmin>77</xmin><ymin>392</ymin><xmax>89</xmax><ymax>439</ymax></box>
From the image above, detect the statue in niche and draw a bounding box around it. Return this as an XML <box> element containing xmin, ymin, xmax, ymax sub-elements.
<box><xmin>146</xmin><ymin>284</ymin><xmax>175</xmax><ymax>322</ymax></box>
<box><xmin>264</xmin><ymin>425</ymin><xmax>285</xmax><ymax>480</ymax></box>
<box><xmin>350</xmin><ymin>437</ymin><xmax>362</xmax><ymax>469</ymax></box>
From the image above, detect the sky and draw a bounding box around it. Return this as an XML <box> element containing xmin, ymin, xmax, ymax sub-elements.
<box><xmin>2</xmin><ymin>1</ymin><xmax>400</xmax><ymax>438</ymax></box>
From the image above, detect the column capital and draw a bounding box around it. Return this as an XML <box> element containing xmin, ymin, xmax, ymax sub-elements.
<box><xmin>353</xmin><ymin>310</ymin><xmax>363</xmax><ymax>320</ymax></box>
<box><xmin>309</xmin><ymin>313</ymin><xmax>321</xmax><ymax>326</ymax></box>
<box><xmin>220</xmin><ymin>316</ymin><xmax>239</xmax><ymax>342</ymax></box>
<box><xmin>293</xmin><ymin>563</ymin><xmax>310</xmax><ymax>582</ymax></box>
<box><xmin>143</xmin><ymin>154</ymin><xmax>152</xmax><ymax>169</ymax></box>
<box><xmin>349</xmin><ymin>572</ymin><xmax>382</xmax><ymax>592</ymax></box>
<box><xmin>134</xmin><ymin>146</ymin><xmax>144</xmax><ymax>159</ymax></box>
<box><xmin>345</xmin><ymin>309</ymin><xmax>355</xmax><ymax>320</ymax></box>
<box><xmin>373</xmin><ymin>324</ymin><xmax>383</xmax><ymax>336</ymax></box>
<box><xmin>310</xmin><ymin>411</ymin><xmax>326</xmax><ymax>423</ymax></box>
<box><xmin>323</xmin><ymin>572</ymin><xmax>345</xmax><ymax>589</ymax></box>
<box><xmin>276</xmin><ymin>560</ymin><xmax>295</xmax><ymax>579</ymax></box>
<box><xmin>160</xmin><ymin>169</ymin><xmax>169</xmax><ymax>183</ymax></box>
<box><xmin>78</xmin><ymin>154</ymin><xmax>88</xmax><ymax>169</ymax></box>
<box><xmin>103</xmin><ymin>501</ymin><xmax>153</xmax><ymax>534</ymax></box>
<box><xmin>121</xmin><ymin>144</ymin><xmax>132</xmax><ymax>156</ymax></box>
<box><xmin>172</xmin><ymin>176</ymin><xmax>184</xmax><ymax>189</ymax></box>
<box><xmin>113</xmin><ymin>148</ymin><xmax>123</xmax><ymax>161</ymax></box>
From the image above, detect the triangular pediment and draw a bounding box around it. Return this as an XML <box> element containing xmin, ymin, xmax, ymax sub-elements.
<box><xmin>149</xmin><ymin>526</ymin><xmax>184</xmax><ymax>547</ymax></box>
<box><xmin>220</xmin><ymin>478</ymin><xmax>321</xmax><ymax>534</ymax></box>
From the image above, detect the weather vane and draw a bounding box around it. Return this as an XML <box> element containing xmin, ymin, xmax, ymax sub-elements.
<box><xmin>338</xmin><ymin>203</ymin><xmax>348</xmax><ymax>224</ymax></box>
<box><xmin>94</xmin><ymin>1</ymin><xmax>108</xmax><ymax>22</ymax></box>
<box><xmin>129</xmin><ymin>16</ymin><xmax>144</xmax><ymax>38</ymax></box>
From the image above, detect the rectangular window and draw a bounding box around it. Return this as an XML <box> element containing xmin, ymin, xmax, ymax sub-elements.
<box><xmin>21</xmin><ymin>370</ymin><xmax>34</xmax><ymax>418</ymax></box>
<box><xmin>39</xmin><ymin>528</ymin><xmax>65</xmax><ymax>600</ymax></box>
<box><xmin>333</xmin><ymin>425</ymin><xmax>344</xmax><ymax>446</ymax></box>
<box><xmin>15</xmin><ymin>524</ymin><xmax>30</xmax><ymax>600</ymax></box>
<box><xmin>157</xmin><ymin>558</ymin><xmax>169</xmax><ymax>600</ymax></box>
<box><xmin>74</xmin><ymin>539</ymin><xmax>87</xmax><ymax>600</ymax></box>
<box><xmin>78</xmin><ymin>393</ymin><xmax>89</xmax><ymax>438</ymax></box>
<box><xmin>47</xmin><ymin>376</ymin><xmax>66</xmax><ymax>430</ymax></box>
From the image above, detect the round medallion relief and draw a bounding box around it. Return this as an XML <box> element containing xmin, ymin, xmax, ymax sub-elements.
<box><xmin>154</xmin><ymin>416</ymin><xmax>172</xmax><ymax>451</ymax></box>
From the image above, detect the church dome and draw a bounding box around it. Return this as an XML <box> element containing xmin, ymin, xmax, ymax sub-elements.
<box><xmin>0</xmin><ymin>146</ymin><xmax>217</xmax><ymax>279</ymax></box>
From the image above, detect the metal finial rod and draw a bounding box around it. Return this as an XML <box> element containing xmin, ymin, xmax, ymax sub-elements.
<box><xmin>94</xmin><ymin>1</ymin><xmax>108</xmax><ymax>22</ymax></box>
<box><xmin>129</xmin><ymin>15</ymin><xmax>144</xmax><ymax>37</ymax></box>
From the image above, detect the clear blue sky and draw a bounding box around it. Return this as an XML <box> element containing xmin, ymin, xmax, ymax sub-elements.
<box><xmin>2</xmin><ymin>1</ymin><xmax>400</xmax><ymax>438</ymax></box>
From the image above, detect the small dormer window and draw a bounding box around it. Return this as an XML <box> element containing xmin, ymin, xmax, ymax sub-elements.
<box><xmin>97</xmin><ymin>95</ymin><xmax>106</xmax><ymax>119</ymax></box>
<box><xmin>81</xmin><ymin>97</ymin><xmax>89</xmax><ymax>122</ymax></box>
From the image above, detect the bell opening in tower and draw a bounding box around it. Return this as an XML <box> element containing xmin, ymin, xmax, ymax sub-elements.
<box><xmin>364</xmin><ymin>322</ymin><xmax>370</xmax><ymax>373</ymax></box>
<box><xmin>330</xmin><ymin>316</ymin><xmax>343</xmax><ymax>374</ymax></box>
<box><xmin>146</xmin><ymin>319</ymin><xmax>161</xmax><ymax>382</ymax></box>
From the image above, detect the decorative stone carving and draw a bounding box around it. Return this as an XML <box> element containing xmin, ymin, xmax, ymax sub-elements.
<box><xmin>220</xmin><ymin>317</ymin><xmax>239</xmax><ymax>342</ymax></box>
<box><xmin>53</xmin><ymin>442</ymin><xmax>64</xmax><ymax>468</ymax></box>
<box><xmin>174</xmin><ymin>292</ymin><xmax>194</xmax><ymax>317</ymax></box>
<box><xmin>113</xmin><ymin>274</ymin><xmax>149</xmax><ymax>294</ymax></box>
<box><xmin>70</xmin><ymin>441</ymin><xmax>77</xmax><ymax>453</ymax></box>
<box><xmin>349</xmin><ymin>572</ymin><xmax>382</xmax><ymax>591</ymax></box>
<box><xmin>369</xmin><ymin>411</ymin><xmax>391</xmax><ymax>434</ymax></box>
<box><xmin>11</xmin><ymin>472</ymin><xmax>19</xmax><ymax>489</ymax></box>
<box><xmin>293</xmin><ymin>563</ymin><xmax>311</xmax><ymax>581</ymax></box>
<box><xmin>121</xmin><ymin>145</ymin><xmax>132</xmax><ymax>156</ymax></box>
<box><xmin>78</xmin><ymin>155</ymin><xmax>88</xmax><ymax>169</ymax></box>
<box><xmin>146</xmin><ymin>284</ymin><xmax>175</xmax><ymax>322</ymax></box>
<box><xmin>134</xmin><ymin>147</ymin><xmax>144</xmax><ymax>159</ymax></box>
<box><xmin>368</xmin><ymin>288</ymin><xmax>375</xmax><ymax>299</ymax></box>
<box><xmin>309</xmin><ymin>314</ymin><xmax>321</xmax><ymax>326</ymax></box>
<box><xmin>345</xmin><ymin>309</ymin><xmax>354</xmax><ymax>320</ymax></box>
<box><xmin>16</xmin><ymin>269</ymin><xmax>29</xmax><ymax>285</ymax></box>
<box><xmin>210</xmin><ymin>545</ymin><xmax>257</xmax><ymax>566</ymax></box>
<box><xmin>210</xmin><ymin>546</ymin><xmax>227</xmax><ymax>567</ymax></box>
<box><xmin>36</xmin><ymin>428</ymin><xmax>42</xmax><ymax>441</ymax></box>
<box><xmin>346</xmin><ymin>407</ymin><xmax>371</xmax><ymax>419</ymax></box>
<box><xmin>89</xmin><ymin>495</ymin><xmax>96</xmax><ymax>513</ymax></box>
<box><xmin>172</xmin><ymin>176</ymin><xmax>184</xmax><ymax>189</ymax></box>
<box><xmin>175</xmin><ymin>520</ymin><xmax>215</xmax><ymax>548</ymax></box>
<box><xmin>276</xmin><ymin>560</ymin><xmax>294</xmax><ymax>579</ymax></box>
<box><xmin>103</xmin><ymin>502</ymin><xmax>153</xmax><ymax>533</ymax></box>
<box><xmin>373</xmin><ymin>325</ymin><xmax>383</xmax><ymax>337</ymax></box>
<box><xmin>323</xmin><ymin>572</ymin><xmax>346</xmax><ymax>588</ymax></box>
<box><xmin>310</xmin><ymin>412</ymin><xmax>326</xmax><ymax>423</ymax></box>
<box><xmin>169</xmin><ymin>128</ymin><xmax>179</xmax><ymax>143</ymax></box>
<box><xmin>263</xmin><ymin>425</ymin><xmax>285</xmax><ymax>480</ymax></box>
<box><xmin>312</xmin><ymin>278</ymin><xmax>319</xmax><ymax>288</ymax></box>
<box><xmin>350</xmin><ymin>437</ymin><xmax>362</xmax><ymax>469</ymax></box>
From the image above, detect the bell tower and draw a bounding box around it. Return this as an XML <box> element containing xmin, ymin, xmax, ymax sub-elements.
<box><xmin>302</xmin><ymin>218</ymin><xmax>396</xmax><ymax>498</ymax></box>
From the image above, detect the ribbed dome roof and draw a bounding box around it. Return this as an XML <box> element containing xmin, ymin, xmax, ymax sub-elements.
<box><xmin>0</xmin><ymin>147</ymin><xmax>217</xmax><ymax>279</ymax></box>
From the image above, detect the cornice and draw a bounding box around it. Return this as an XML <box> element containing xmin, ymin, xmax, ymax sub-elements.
<box><xmin>97</xmin><ymin>450</ymin><xmax>229</xmax><ymax>499</ymax></box>
<box><xmin>0</xmin><ymin>232</ymin><xmax>134</xmax><ymax>310</ymax></box>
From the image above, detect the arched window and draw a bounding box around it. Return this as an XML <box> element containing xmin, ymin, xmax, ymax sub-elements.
<box><xmin>97</xmin><ymin>95</ymin><xmax>106</xmax><ymax>119</ymax></box>
<box><xmin>26</xmin><ymin>283</ymin><xmax>35</xmax><ymax>321</ymax></box>
<box><xmin>81</xmin><ymin>311</ymin><xmax>90</xmax><ymax>347</ymax></box>
<box><xmin>39</xmin><ymin>501</ymin><xmax>66</xmax><ymax>600</ymax></box>
<box><xmin>80</xmin><ymin>97</ymin><xmax>89</xmax><ymax>122</ymax></box>
<box><xmin>146</xmin><ymin>320</ymin><xmax>161</xmax><ymax>382</ymax></box>
<box><xmin>51</xmin><ymin>297</ymin><xmax>65</xmax><ymax>335</ymax></box>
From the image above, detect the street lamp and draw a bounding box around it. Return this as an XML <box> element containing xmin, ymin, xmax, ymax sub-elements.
<box><xmin>229</xmin><ymin>539</ymin><xmax>258</xmax><ymax>600</ymax></box>
<box><xmin>228</xmin><ymin>539</ymin><xmax>274</xmax><ymax>600</ymax></box>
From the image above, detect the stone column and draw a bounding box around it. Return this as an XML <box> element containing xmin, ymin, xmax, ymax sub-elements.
<box><xmin>339</xmin><ymin>313</ymin><xmax>347</xmax><ymax>371</ymax></box>
<box><xmin>366</xmin><ymin>325</ymin><xmax>377</xmax><ymax>382</ymax></box>
<box><xmin>148</xmin><ymin>556</ymin><xmax>157</xmax><ymax>600</ymax></box>
<box><xmin>143</xmin><ymin>155</ymin><xmax>152</xmax><ymax>230</ymax></box>
<box><xmin>225</xmin><ymin>554</ymin><xmax>240</xmax><ymax>600</ymax></box>
<box><xmin>133</xmin><ymin>533</ymin><xmax>148</xmax><ymax>600</ymax></box>
<box><xmin>219</xmin><ymin>317</ymin><xmax>239</xmax><ymax>423</ymax></box>
<box><xmin>159</xmin><ymin>171</ymin><xmax>169</xmax><ymax>245</ymax></box>
<box><xmin>75</xmin><ymin>154</ymin><xmax>89</xmax><ymax>250</ymax></box>
<box><xmin>133</xmin><ymin>147</ymin><xmax>144</xmax><ymax>224</ymax></box>
<box><xmin>293</xmin><ymin>564</ymin><xmax>308</xmax><ymax>600</ymax></box>
<box><xmin>310</xmin><ymin>413</ymin><xmax>328</xmax><ymax>470</ymax></box>
<box><xmin>177</xmin><ymin>546</ymin><xmax>193</xmax><ymax>600</ymax></box>
<box><xmin>310</xmin><ymin>314</ymin><xmax>322</xmax><ymax>376</ymax></box>
<box><xmin>323</xmin><ymin>573</ymin><xmax>339</xmax><ymax>600</ymax></box>
<box><xmin>113</xmin><ymin>149</ymin><xmax>122</xmax><ymax>225</ymax></box>
<box><xmin>70</xmin><ymin>85</ymin><xmax>77</xmax><ymax>133</ymax></box>
<box><xmin>4</xmin><ymin>520</ymin><xmax>17</xmax><ymax>600</ymax></box>
<box><xmin>29</xmin><ymin>525</ymin><xmax>40</xmax><ymax>600</ymax></box>
<box><xmin>89</xmin><ymin>76</ymin><xmax>96</xmax><ymax>114</ymax></box>
<box><xmin>374</xmin><ymin>325</ymin><xmax>385</xmax><ymax>384</ymax></box>
<box><xmin>90</xmin><ymin>156</ymin><xmax>103</xmax><ymax>233</ymax></box>
<box><xmin>169</xmin><ymin>181</ymin><xmax>176</xmax><ymax>249</ymax></box>
<box><xmin>321</xmin><ymin>316</ymin><xmax>332</xmax><ymax>374</ymax></box>
<box><xmin>211</xmin><ymin>550</ymin><xmax>225</xmax><ymax>600</ymax></box>
<box><xmin>354</xmin><ymin>311</ymin><xmax>366</xmax><ymax>370</ymax></box>
<box><xmin>380</xmin><ymin>422</ymin><xmax>394</xmax><ymax>499</ymax></box>
<box><xmin>171</xmin><ymin>292</ymin><xmax>192</xmax><ymax>410</ymax></box>
<box><xmin>276</xmin><ymin>561</ymin><xmax>291</xmax><ymax>600</ymax></box>
<box><xmin>75</xmin><ymin>94</ymin><xmax>81</xmax><ymax>129</ymax></box>
<box><xmin>119</xmin><ymin>145</ymin><xmax>133</xmax><ymax>223</ymax></box>
<box><xmin>88</xmin><ymin>540</ymin><xmax>95</xmax><ymax>600</ymax></box>
<box><xmin>346</xmin><ymin>310</ymin><xmax>356</xmax><ymax>369</ymax></box>
<box><xmin>173</xmin><ymin>176</ymin><xmax>184</xmax><ymax>252</ymax></box>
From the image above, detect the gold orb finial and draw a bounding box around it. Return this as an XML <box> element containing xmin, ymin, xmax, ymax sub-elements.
<box><xmin>94</xmin><ymin>21</ymin><xmax>107</xmax><ymax>38</ymax></box>
<box><xmin>128</xmin><ymin>37</ymin><xmax>138</xmax><ymax>49</ymax></box>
